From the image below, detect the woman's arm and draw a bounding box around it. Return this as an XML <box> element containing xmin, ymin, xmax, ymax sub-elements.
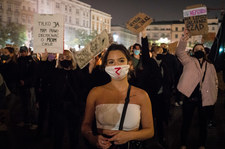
<box><xmin>81</xmin><ymin>87</ymin><xmax>112</xmax><ymax>148</ymax></box>
<box><xmin>175</xmin><ymin>29</ymin><xmax>191</xmax><ymax>65</ymax></box>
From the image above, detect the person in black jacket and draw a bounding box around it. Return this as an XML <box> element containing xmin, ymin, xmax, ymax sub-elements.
<box><xmin>41</xmin><ymin>49</ymin><xmax>86</xmax><ymax>149</ymax></box>
<box><xmin>140</xmin><ymin>29</ymin><xmax>174</xmax><ymax>148</ymax></box>
<box><xmin>17</xmin><ymin>46</ymin><xmax>38</xmax><ymax>129</ymax></box>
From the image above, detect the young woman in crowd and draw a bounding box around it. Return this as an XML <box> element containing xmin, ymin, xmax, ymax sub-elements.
<box><xmin>176</xmin><ymin>29</ymin><xmax>218</xmax><ymax>149</ymax></box>
<box><xmin>81</xmin><ymin>44</ymin><xmax>154</xmax><ymax>149</ymax></box>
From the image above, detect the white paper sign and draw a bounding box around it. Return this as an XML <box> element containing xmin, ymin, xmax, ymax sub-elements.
<box><xmin>74</xmin><ymin>30</ymin><xmax>109</xmax><ymax>69</ymax></box>
<box><xmin>33</xmin><ymin>14</ymin><xmax>64</xmax><ymax>53</ymax></box>
<box><xmin>183</xmin><ymin>7</ymin><xmax>207</xmax><ymax>18</ymax></box>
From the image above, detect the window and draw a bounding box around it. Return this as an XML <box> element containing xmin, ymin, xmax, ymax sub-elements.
<box><xmin>97</xmin><ymin>16</ymin><xmax>99</xmax><ymax>21</ymax></box>
<box><xmin>22</xmin><ymin>15</ymin><xmax>26</xmax><ymax>22</ymax></box>
<box><xmin>83</xmin><ymin>20</ymin><xmax>85</xmax><ymax>26</ymax></box>
<box><xmin>92</xmin><ymin>15</ymin><xmax>95</xmax><ymax>20</ymax></box>
<box><xmin>153</xmin><ymin>33</ymin><xmax>158</xmax><ymax>38</ymax></box>
<box><xmin>8</xmin><ymin>17</ymin><xmax>11</xmax><ymax>23</ymax></box>
<box><xmin>175</xmin><ymin>27</ymin><xmax>178</xmax><ymax>31</ymax></box>
<box><xmin>65</xmin><ymin>5</ymin><xmax>67</xmax><ymax>11</ymax></box>
<box><xmin>175</xmin><ymin>34</ymin><xmax>178</xmax><ymax>38</ymax></box>
<box><xmin>56</xmin><ymin>3</ymin><xmax>60</xmax><ymax>9</ymax></box>
<box><xmin>69</xmin><ymin>16</ymin><xmax>72</xmax><ymax>23</ymax></box>
<box><xmin>0</xmin><ymin>3</ymin><xmax>2</xmax><ymax>9</ymax></box>
<box><xmin>28</xmin><ymin>7</ymin><xmax>31</xmax><ymax>11</ymax></box>
<box><xmin>182</xmin><ymin>27</ymin><xmax>184</xmax><ymax>31</ymax></box>
<box><xmin>69</xmin><ymin>7</ymin><xmax>71</xmax><ymax>12</ymax></box>
<box><xmin>0</xmin><ymin>16</ymin><xmax>2</xmax><ymax>22</ymax></box>
<box><xmin>8</xmin><ymin>4</ymin><xmax>12</xmax><ymax>11</ymax></box>
<box><xmin>212</xmin><ymin>27</ymin><xmax>215</xmax><ymax>30</ymax></box>
<box><xmin>86</xmin><ymin>21</ymin><xmax>88</xmax><ymax>27</ymax></box>
<box><xmin>76</xmin><ymin>9</ymin><xmax>79</xmax><ymax>15</ymax></box>
<box><xmin>65</xmin><ymin>15</ymin><xmax>67</xmax><ymax>22</ymax></box>
<box><xmin>83</xmin><ymin>12</ymin><xmax>85</xmax><ymax>16</ymax></box>
<box><xmin>23</xmin><ymin>6</ymin><xmax>26</xmax><ymax>10</ymax></box>
<box><xmin>76</xmin><ymin>18</ymin><xmax>79</xmax><ymax>25</ymax></box>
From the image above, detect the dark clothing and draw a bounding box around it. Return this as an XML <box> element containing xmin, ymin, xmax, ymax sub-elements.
<box><xmin>17</xmin><ymin>55</ymin><xmax>38</xmax><ymax>124</ymax></box>
<box><xmin>40</xmin><ymin>62</ymin><xmax>87</xmax><ymax>149</ymax></box>
<box><xmin>17</xmin><ymin>56</ymin><xmax>37</xmax><ymax>88</ymax></box>
<box><xmin>0</xmin><ymin>61</ymin><xmax>20</xmax><ymax>94</ymax></box>
<box><xmin>181</xmin><ymin>96</ymin><xmax>209</xmax><ymax>146</ymax></box>
<box><xmin>139</xmin><ymin>37</ymin><xmax>174</xmax><ymax>147</ymax></box>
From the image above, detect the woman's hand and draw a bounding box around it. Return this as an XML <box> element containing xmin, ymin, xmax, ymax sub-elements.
<box><xmin>107</xmin><ymin>131</ymin><xmax>132</xmax><ymax>145</ymax></box>
<box><xmin>96</xmin><ymin>135</ymin><xmax>112</xmax><ymax>149</ymax></box>
<box><xmin>181</xmin><ymin>28</ymin><xmax>190</xmax><ymax>42</ymax></box>
<box><xmin>41</xmin><ymin>49</ymin><xmax>48</xmax><ymax>61</ymax></box>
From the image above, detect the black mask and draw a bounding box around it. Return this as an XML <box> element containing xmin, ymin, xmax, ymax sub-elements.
<box><xmin>156</xmin><ymin>54</ymin><xmax>163</xmax><ymax>60</ymax></box>
<box><xmin>60</xmin><ymin>60</ymin><xmax>72</xmax><ymax>68</ymax></box>
<box><xmin>194</xmin><ymin>51</ymin><xmax>205</xmax><ymax>59</ymax></box>
<box><xmin>1</xmin><ymin>55</ymin><xmax>10</xmax><ymax>61</ymax></box>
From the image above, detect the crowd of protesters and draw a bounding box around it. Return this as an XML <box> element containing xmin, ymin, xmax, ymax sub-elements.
<box><xmin>0</xmin><ymin>28</ymin><xmax>222</xmax><ymax>149</ymax></box>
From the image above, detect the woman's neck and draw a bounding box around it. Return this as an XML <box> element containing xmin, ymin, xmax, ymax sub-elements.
<box><xmin>110</xmin><ymin>78</ymin><xmax>129</xmax><ymax>92</ymax></box>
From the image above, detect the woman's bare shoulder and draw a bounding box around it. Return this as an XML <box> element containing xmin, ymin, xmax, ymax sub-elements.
<box><xmin>131</xmin><ymin>86</ymin><xmax>150</xmax><ymax>101</ymax></box>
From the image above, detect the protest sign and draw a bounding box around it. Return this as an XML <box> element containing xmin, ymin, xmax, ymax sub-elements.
<box><xmin>202</xmin><ymin>32</ymin><xmax>216</xmax><ymax>42</ymax></box>
<box><xmin>33</xmin><ymin>14</ymin><xmax>64</xmax><ymax>53</ymax></box>
<box><xmin>74</xmin><ymin>30</ymin><xmax>109</xmax><ymax>69</ymax></box>
<box><xmin>183</xmin><ymin>4</ymin><xmax>208</xmax><ymax>36</ymax></box>
<box><xmin>168</xmin><ymin>41</ymin><xmax>178</xmax><ymax>55</ymax></box>
<box><xmin>126</xmin><ymin>13</ymin><xmax>152</xmax><ymax>34</ymax></box>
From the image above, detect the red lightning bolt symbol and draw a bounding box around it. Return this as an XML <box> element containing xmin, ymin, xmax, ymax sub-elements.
<box><xmin>114</xmin><ymin>67</ymin><xmax>121</xmax><ymax>75</ymax></box>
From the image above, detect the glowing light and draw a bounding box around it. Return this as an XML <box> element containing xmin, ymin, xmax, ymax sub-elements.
<box><xmin>156</xmin><ymin>37</ymin><xmax>171</xmax><ymax>44</ymax></box>
<box><xmin>113</xmin><ymin>34</ymin><xmax>119</xmax><ymax>42</ymax></box>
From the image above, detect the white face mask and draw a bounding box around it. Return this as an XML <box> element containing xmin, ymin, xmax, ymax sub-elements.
<box><xmin>105</xmin><ymin>65</ymin><xmax>130</xmax><ymax>81</ymax></box>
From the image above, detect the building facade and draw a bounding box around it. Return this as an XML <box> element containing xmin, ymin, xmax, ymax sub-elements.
<box><xmin>0</xmin><ymin>0</ymin><xmax>112</xmax><ymax>48</ymax></box>
<box><xmin>145</xmin><ymin>19</ymin><xmax>220</xmax><ymax>49</ymax></box>
<box><xmin>91</xmin><ymin>8</ymin><xmax>111</xmax><ymax>34</ymax></box>
<box><xmin>111</xmin><ymin>26</ymin><xmax>138</xmax><ymax>48</ymax></box>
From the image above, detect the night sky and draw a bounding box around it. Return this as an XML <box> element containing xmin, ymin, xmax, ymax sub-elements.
<box><xmin>80</xmin><ymin>0</ymin><xmax>225</xmax><ymax>26</ymax></box>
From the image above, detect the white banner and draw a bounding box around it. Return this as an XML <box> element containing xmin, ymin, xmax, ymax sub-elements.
<box><xmin>74</xmin><ymin>30</ymin><xmax>109</xmax><ymax>69</ymax></box>
<box><xmin>33</xmin><ymin>14</ymin><xmax>64</xmax><ymax>53</ymax></box>
<box><xmin>183</xmin><ymin>7</ymin><xmax>207</xmax><ymax>18</ymax></box>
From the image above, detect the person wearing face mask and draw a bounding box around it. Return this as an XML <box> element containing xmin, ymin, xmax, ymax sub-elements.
<box><xmin>81</xmin><ymin>44</ymin><xmax>154</xmax><ymax>149</ymax></box>
<box><xmin>176</xmin><ymin>30</ymin><xmax>218</xmax><ymax>149</ymax></box>
<box><xmin>129</xmin><ymin>43</ymin><xmax>144</xmax><ymax>87</ymax></box>
<box><xmin>0</xmin><ymin>47</ymin><xmax>19</xmax><ymax>95</ymax></box>
<box><xmin>40</xmin><ymin>49</ymin><xmax>86</xmax><ymax>149</ymax></box>
<box><xmin>142</xmin><ymin>41</ymin><xmax>173</xmax><ymax>148</ymax></box>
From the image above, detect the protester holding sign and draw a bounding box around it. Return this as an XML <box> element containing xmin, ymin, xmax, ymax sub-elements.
<box><xmin>81</xmin><ymin>44</ymin><xmax>154</xmax><ymax>149</ymax></box>
<box><xmin>176</xmin><ymin>29</ymin><xmax>218</xmax><ymax>149</ymax></box>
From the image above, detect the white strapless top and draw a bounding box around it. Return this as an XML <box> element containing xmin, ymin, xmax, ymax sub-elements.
<box><xmin>95</xmin><ymin>104</ymin><xmax>141</xmax><ymax>131</ymax></box>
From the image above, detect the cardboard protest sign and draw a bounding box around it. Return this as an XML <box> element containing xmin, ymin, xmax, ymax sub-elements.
<box><xmin>33</xmin><ymin>14</ymin><xmax>64</xmax><ymax>53</ymax></box>
<box><xmin>126</xmin><ymin>13</ymin><xmax>152</xmax><ymax>34</ymax></box>
<box><xmin>74</xmin><ymin>30</ymin><xmax>109</xmax><ymax>69</ymax></box>
<box><xmin>183</xmin><ymin>4</ymin><xmax>208</xmax><ymax>36</ymax></box>
<box><xmin>168</xmin><ymin>41</ymin><xmax>178</xmax><ymax>55</ymax></box>
<box><xmin>202</xmin><ymin>32</ymin><xmax>216</xmax><ymax>42</ymax></box>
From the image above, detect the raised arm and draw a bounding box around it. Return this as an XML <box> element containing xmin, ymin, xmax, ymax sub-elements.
<box><xmin>175</xmin><ymin>29</ymin><xmax>192</xmax><ymax>65</ymax></box>
<box><xmin>141</xmin><ymin>29</ymin><xmax>151</xmax><ymax>66</ymax></box>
